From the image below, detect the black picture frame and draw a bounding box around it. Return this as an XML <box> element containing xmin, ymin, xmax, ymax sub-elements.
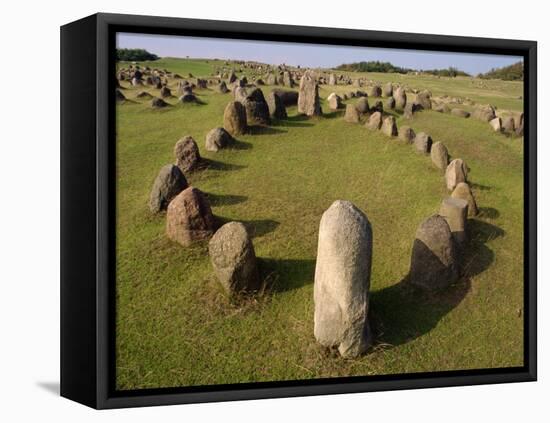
<box><xmin>60</xmin><ymin>12</ymin><xmax>537</xmax><ymax>409</ymax></box>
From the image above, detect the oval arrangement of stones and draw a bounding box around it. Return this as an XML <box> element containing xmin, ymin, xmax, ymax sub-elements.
<box><xmin>123</xmin><ymin>63</ymin><xmax>508</xmax><ymax>359</ymax></box>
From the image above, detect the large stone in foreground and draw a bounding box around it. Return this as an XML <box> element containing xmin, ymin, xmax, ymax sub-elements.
<box><xmin>430</xmin><ymin>141</ymin><xmax>449</xmax><ymax>170</ymax></box>
<box><xmin>452</xmin><ymin>182</ymin><xmax>478</xmax><ymax>217</ymax></box>
<box><xmin>149</xmin><ymin>164</ymin><xmax>189</xmax><ymax>214</ymax></box>
<box><xmin>174</xmin><ymin>136</ymin><xmax>201</xmax><ymax>172</ymax></box>
<box><xmin>209</xmin><ymin>222</ymin><xmax>260</xmax><ymax>295</ymax></box>
<box><xmin>166</xmin><ymin>187</ymin><xmax>215</xmax><ymax>246</ymax></box>
<box><xmin>408</xmin><ymin>215</ymin><xmax>459</xmax><ymax>291</ymax></box>
<box><xmin>445</xmin><ymin>158</ymin><xmax>468</xmax><ymax>191</ymax></box>
<box><xmin>205</xmin><ymin>127</ymin><xmax>234</xmax><ymax>152</ymax></box>
<box><xmin>314</xmin><ymin>200</ymin><xmax>372</xmax><ymax>358</ymax></box>
<box><xmin>223</xmin><ymin>101</ymin><xmax>247</xmax><ymax>135</ymax></box>
<box><xmin>298</xmin><ymin>70</ymin><xmax>321</xmax><ymax>116</ymax></box>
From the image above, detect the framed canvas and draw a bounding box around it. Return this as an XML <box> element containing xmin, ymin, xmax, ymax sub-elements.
<box><xmin>60</xmin><ymin>13</ymin><xmax>537</xmax><ymax>409</ymax></box>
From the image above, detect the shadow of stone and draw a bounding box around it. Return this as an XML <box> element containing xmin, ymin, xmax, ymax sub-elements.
<box><xmin>197</xmin><ymin>158</ymin><xmax>246</xmax><ymax>172</ymax></box>
<box><xmin>247</xmin><ymin>125</ymin><xmax>287</xmax><ymax>135</ymax></box>
<box><xmin>36</xmin><ymin>381</ymin><xmax>60</xmax><ymax>396</ymax></box>
<box><xmin>370</xmin><ymin>217</ymin><xmax>503</xmax><ymax>348</ymax></box>
<box><xmin>477</xmin><ymin>207</ymin><xmax>500</xmax><ymax>219</ymax></box>
<box><xmin>215</xmin><ymin>217</ymin><xmax>280</xmax><ymax>238</ymax></box>
<box><xmin>271</xmin><ymin>119</ymin><xmax>314</xmax><ymax>128</ymax></box>
<box><xmin>205</xmin><ymin>192</ymin><xmax>248</xmax><ymax>207</ymax></box>
<box><xmin>231</xmin><ymin>139</ymin><xmax>253</xmax><ymax>150</ymax></box>
<box><xmin>470</xmin><ymin>182</ymin><xmax>491</xmax><ymax>191</ymax></box>
<box><xmin>285</xmin><ymin>114</ymin><xmax>310</xmax><ymax>122</ymax></box>
<box><xmin>258</xmin><ymin>257</ymin><xmax>315</xmax><ymax>293</ymax></box>
<box><xmin>321</xmin><ymin>110</ymin><xmax>344</xmax><ymax>119</ymax></box>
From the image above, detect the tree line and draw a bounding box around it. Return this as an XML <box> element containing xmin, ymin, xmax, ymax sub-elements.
<box><xmin>334</xmin><ymin>61</ymin><xmax>470</xmax><ymax>77</ymax></box>
<box><xmin>116</xmin><ymin>48</ymin><xmax>159</xmax><ymax>62</ymax></box>
<box><xmin>478</xmin><ymin>61</ymin><xmax>523</xmax><ymax>81</ymax></box>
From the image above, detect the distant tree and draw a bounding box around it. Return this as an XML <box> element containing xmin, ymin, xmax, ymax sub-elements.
<box><xmin>334</xmin><ymin>61</ymin><xmax>411</xmax><ymax>74</ymax></box>
<box><xmin>479</xmin><ymin>61</ymin><xmax>524</xmax><ymax>81</ymax></box>
<box><xmin>422</xmin><ymin>67</ymin><xmax>470</xmax><ymax>77</ymax></box>
<box><xmin>116</xmin><ymin>48</ymin><xmax>159</xmax><ymax>62</ymax></box>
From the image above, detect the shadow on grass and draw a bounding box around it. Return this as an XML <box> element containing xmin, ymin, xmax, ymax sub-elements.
<box><xmin>231</xmin><ymin>139</ymin><xmax>253</xmax><ymax>150</ymax></box>
<box><xmin>470</xmin><ymin>182</ymin><xmax>492</xmax><ymax>191</ymax></box>
<box><xmin>205</xmin><ymin>193</ymin><xmax>248</xmax><ymax>206</ymax></box>
<box><xmin>247</xmin><ymin>125</ymin><xmax>287</xmax><ymax>135</ymax></box>
<box><xmin>477</xmin><ymin>207</ymin><xmax>500</xmax><ymax>219</ymax></box>
<box><xmin>370</xmin><ymin>218</ymin><xmax>504</xmax><ymax>348</ymax></box>
<box><xmin>259</xmin><ymin>257</ymin><xmax>315</xmax><ymax>293</ymax></box>
<box><xmin>272</xmin><ymin>118</ymin><xmax>314</xmax><ymax>128</ymax></box>
<box><xmin>197</xmin><ymin>158</ymin><xmax>246</xmax><ymax>172</ymax></box>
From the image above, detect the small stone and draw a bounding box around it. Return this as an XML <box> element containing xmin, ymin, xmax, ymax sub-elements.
<box><xmin>381</xmin><ymin>116</ymin><xmax>397</xmax><ymax>137</ymax></box>
<box><xmin>355</xmin><ymin>97</ymin><xmax>370</xmax><ymax>114</ymax></box>
<box><xmin>451</xmin><ymin>108</ymin><xmax>470</xmax><ymax>118</ymax></box>
<box><xmin>149</xmin><ymin>164</ymin><xmax>188</xmax><ymax>214</ymax></box>
<box><xmin>327</xmin><ymin>92</ymin><xmax>343</xmax><ymax>110</ymax></box>
<box><xmin>398</xmin><ymin>126</ymin><xmax>415</xmax><ymax>143</ymax></box>
<box><xmin>223</xmin><ymin>101</ymin><xmax>247</xmax><ymax>135</ymax></box>
<box><xmin>366</xmin><ymin>112</ymin><xmax>382</xmax><ymax>130</ymax></box>
<box><xmin>439</xmin><ymin>197</ymin><xmax>468</xmax><ymax>246</ymax></box>
<box><xmin>451</xmin><ymin>182</ymin><xmax>478</xmax><ymax>217</ymax></box>
<box><xmin>489</xmin><ymin>117</ymin><xmax>502</xmax><ymax>132</ymax></box>
<box><xmin>445</xmin><ymin>159</ymin><xmax>468</xmax><ymax>191</ymax></box>
<box><xmin>414</xmin><ymin>132</ymin><xmax>433</xmax><ymax>154</ymax></box>
<box><xmin>393</xmin><ymin>87</ymin><xmax>407</xmax><ymax>109</ymax></box>
<box><xmin>205</xmin><ymin>127</ymin><xmax>234</xmax><ymax>152</ymax></box>
<box><xmin>408</xmin><ymin>215</ymin><xmax>459</xmax><ymax>291</ymax></box>
<box><xmin>344</xmin><ymin>103</ymin><xmax>361</xmax><ymax>123</ymax></box>
<box><xmin>166</xmin><ymin>187</ymin><xmax>216</xmax><ymax>246</ymax></box>
<box><xmin>430</xmin><ymin>141</ymin><xmax>449</xmax><ymax>170</ymax></box>
<box><xmin>174</xmin><ymin>136</ymin><xmax>201</xmax><ymax>172</ymax></box>
<box><xmin>266</xmin><ymin>91</ymin><xmax>287</xmax><ymax>119</ymax></box>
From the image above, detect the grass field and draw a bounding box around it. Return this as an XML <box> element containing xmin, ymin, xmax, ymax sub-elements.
<box><xmin>115</xmin><ymin>58</ymin><xmax>524</xmax><ymax>390</ymax></box>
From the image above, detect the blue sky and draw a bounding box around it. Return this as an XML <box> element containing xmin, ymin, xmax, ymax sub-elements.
<box><xmin>117</xmin><ymin>32</ymin><xmax>522</xmax><ymax>75</ymax></box>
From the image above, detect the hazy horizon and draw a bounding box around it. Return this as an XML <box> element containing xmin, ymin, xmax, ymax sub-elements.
<box><xmin>117</xmin><ymin>32</ymin><xmax>522</xmax><ymax>75</ymax></box>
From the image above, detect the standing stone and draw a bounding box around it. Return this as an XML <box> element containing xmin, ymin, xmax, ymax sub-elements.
<box><xmin>489</xmin><ymin>117</ymin><xmax>502</xmax><ymax>132</ymax></box>
<box><xmin>514</xmin><ymin>112</ymin><xmax>524</xmax><ymax>136</ymax></box>
<box><xmin>208</xmin><ymin>222</ymin><xmax>260</xmax><ymax>295</ymax></box>
<box><xmin>266</xmin><ymin>91</ymin><xmax>287</xmax><ymax>119</ymax></box>
<box><xmin>223</xmin><ymin>101</ymin><xmax>248</xmax><ymax>135</ymax></box>
<box><xmin>283</xmin><ymin>71</ymin><xmax>295</xmax><ymax>87</ymax></box>
<box><xmin>216</xmin><ymin>81</ymin><xmax>229</xmax><ymax>93</ymax></box>
<box><xmin>502</xmin><ymin>116</ymin><xmax>515</xmax><ymax>133</ymax></box>
<box><xmin>439</xmin><ymin>197</ymin><xmax>468</xmax><ymax>246</ymax></box>
<box><xmin>416</xmin><ymin>90</ymin><xmax>432</xmax><ymax>109</ymax></box>
<box><xmin>430</xmin><ymin>141</ymin><xmax>449</xmax><ymax>170</ymax></box>
<box><xmin>434</xmin><ymin>103</ymin><xmax>451</xmax><ymax>113</ymax></box>
<box><xmin>314</xmin><ymin>200</ymin><xmax>372</xmax><ymax>358</ymax></box>
<box><xmin>151</xmin><ymin>97</ymin><xmax>169</xmax><ymax>108</ymax></box>
<box><xmin>266</xmin><ymin>73</ymin><xmax>277</xmax><ymax>85</ymax></box>
<box><xmin>328</xmin><ymin>73</ymin><xmax>337</xmax><ymax>85</ymax></box>
<box><xmin>371</xmin><ymin>100</ymin><xmax>384</xmax><ymax>113</ymax></box>
<box><xmin>398</xmin><ymin>126</ymin><xmax>415</xmax><ymax>143</ymax></box>
<box><xmin>473</xmin><ymin>104</ymin><xmax>496</xmax><ymax>122</ymax></box>
<box><xmin>404</xmin><ymin>102</ymin><xmax>422</xmax><ymax>119</ymax></box>
<box><xmin>344</xmin><ymin>103</ymin><xmax>361</xmax><ymax>123</ymax></box>
<box><xmin>166</xmin><ymin>187</ymin><xmax>216</xmax><ymax>246</ymax></box>
<box><xmin>233</xmin><ymin>86</ymin><xmax>248</xmax><ymax>103</ymax></box>
<box><xmin>298</xmin><ymin>70</ymin><xmax>322</xmax><ymax>116</ymax></box>
<box><xmin>368</xmin><ymin>85</ymin><xmax>382</xmax><ymax>97</ymax></box>
<box><xmin>381</xmin><ymin>116</ymin><xmax>397</xmax><ymax>137</ymax></box>
<box><xmin>383</xmin><ymin>82</ymin><xmax>393</xmax><ymax>97</ymax></box>
<box><xmin>149</xmin><ymin>164</ymin><xmax>189</xmax><ymax>214</ymax></box>
<box><xmin>174</xmin><ymin>136</ymin><xmax>201</xmax><ymax>173</ymax></box>
<box><xmin>327</xmin><ymin>92</ymin><xmax>343</xmax><ymax>110</ymax></box>
<box><xmin>365</xmin><ymin>112</ymin><xmax>383</xmax><ymax>130</ymax></box>
<box><xmin>205</xmin><ymin>127</ymin><xmax>234</xmax><ymax>152</ymax></box>
<box><xmin>414</xmin><ymin>132</ymin><xmax>432</xmax><ymax>154</ymax></box>
<box><xmin>408</xmin><ymin>215</ymin><xmax>459</xmax><ymax>291</ymax></box>
<box><xmin>243</xmin><ymin>88</ymin><xmax>271</xmax><ymax>125</ymax></box>
<box><xmin>385</xmin><ymin>97</ymin><xmax>396</xmax><ymax>110</ymax></box>
<box><xmin>393</xmin><ymin>87</ymin><xmax>407</xmax><ymax>109</ymax></box>
<box><xmin>355</xmin><ymin>97</ymin><xmax>370</xmax><ymax>114</ymax></box>
<box><xmin>452</xmin><ymin>182</ymin><xmax>478</xmax><ymax>217</ymax></box>
<box><xmin>272</xmin><ymin>89</ymin><xmax>298</xmax><ymax>107</ymax></box>
<box><xmin>160</xmin><ymin>86</ymin><xmax>171</xmax><ymax>98</ymax></box>
<box><xmin>445</xmin><ymin>158</ymin><xmax>468</xmax><ymax>191</ymax></box>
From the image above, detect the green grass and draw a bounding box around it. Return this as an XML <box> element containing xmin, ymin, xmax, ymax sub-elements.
<box><xmin>115</xmin><ymin>59</ymin><xmax>524</xmax><ymax>390</ymax></box>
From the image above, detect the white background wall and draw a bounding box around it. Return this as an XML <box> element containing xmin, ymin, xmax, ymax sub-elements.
<box><xmin>0</xmin><ymin>0</ymin><xmax>546</xmax><ymax>420</ymax></box>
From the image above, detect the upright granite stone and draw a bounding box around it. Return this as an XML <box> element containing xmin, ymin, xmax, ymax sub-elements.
<box><xmin>514</xmin><ymin>112</ymin><xmax>524</xmax><ymax>136</ymax></box>
<box><xmin>414</xmin><ymin>132</ymin><xmax>432</xmax><ymax>154</ymax></box>
<box><xmin>430</xmin><ymin>141</ymin><xmax>449</xmax><ymax>170</ymax></box>
<box><xmin>386</xmin><ymin>97</ymin><xmax>396</xmax><ymax>110</ymax></box>
<box><xmin>327</xmin><ymin>92</ymin><xmax>343</xmax><ymax>110</ymax></box>
<box><xmin>416</xmin><ymin>90</ymin><xmax>432</xmax><ymax>109</ymax></box>
<box><xmin>439</xmin><ymin>197</ymin><xmax>468</xmax><ymax>246</ymax></box>
<box><xmin>451</xmin><ymin>182</ymin><xmax>478</xmax><ymax>217</ymax></box>
<box><xmin>243</xmin><ymin>88</ymin><xmax>271</xmax><ymax>125</ymax></box>
<box><xmin>355</xmin><ymin>97</ymin><xmax>370</xmax><ymax>114</ymax></box>
<box><xmin>174</xmin><ymin>136</ymin><xmax>201</xmax><ymax>172</ymax></box>
<box><xmin>366</xmin><ymin>112</ymin><xmax>383</xmax><ymax>130</ymax></box>
<box><xmin>381</xmin><ymin>116</ymin><xmax>397</xmax><ymax>137</ymax></box>
<box><xmin>298</xmin><ymin>70</ymin><xmax>322</xmax><ymax>116</ymax></box>
<box><xmin>205</xmin><ymin>127</ymin><xmax>234</xmax><ymax>152</ymax></box>
<box><xmin>445</xmin><ymin>158</ymin><xmax>468</xmax><ymax>191</ymax></box>
<box><xmin>149</xmin><ymin>164</ymin><xmax>189</xmax><ymax>214</ymax></box>
<box><xmin>473</xmin><ymin>104</ymin><xmax>496</xmax><ymax>122</ymax></box>
<box><xmin>166</xmin><ymin>187</ymin><xmax>216</xmax><ymax>246</ymax></box>
<box><xmin>344</xmin><ymin>103</ymin><xmax>361</xmax><ymax>123</ymax></box>
<box><xmin>223</xmin><ymin>101</ymin><xmax>248</xmax><ymax>135</ymax></box>
<box><xmin>368</xmin><ymin>85</ymin><xmax>382</xmax><ymax>97</ymax></box>
<box><xmin>383</xmin><ymin>82</ymin><xmax>393</xmax><ymax>97</ymax></box>
<box><xmin>408</xmin><ymin>215</ymin><xmax>459</xmax><ymax>291</ymax></box>
<box><xmin>393</xmin><ymin>87</ymin><xmax>407</xmax><ymax>109</ymax></box>
<box><xmin>266</xmin><ymin>91</ymin><xmax>287</xmax><ymax>119</ymax></box>
<box><xmin>208</xmin><ymin>222</ymin><xmax>260</xmax><ymax>295</ymax></box>
<box><xmin>398</xmin><ymin>126</ymin><xmax>415</xmax><ymax>143</ymax></box>
<box><xmin>314</xmin><ymin>200</ymin><xmax>372</xmax><ymax>358</ymax></box>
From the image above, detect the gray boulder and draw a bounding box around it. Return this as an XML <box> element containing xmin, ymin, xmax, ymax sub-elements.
<box><xmin>414</xmin><ymin>132</ymin><xmax>432</xmax><ymax>154</ymax></box>
<box><xmin>451</xmin><ymin>182</ymin><xmax>478</xmax><ymax>217</ymax></box>
<box><xmin>298</xmin><ymin>70</ymin><xmax>322</xmax><ymax>116</ymax></box>
<box><xmin>149</xmin><ymin>164</ymin><xmax>188</xmax><ymax>214</ymax></box>
<box><xmin>223</xmin><ymin>101</ymin><xmax>247</xmax><ymax>135</ymax></box>
<box><xmin>205</xmin><ymin>127</ymin><xmax>234</xmax><ymax>152</ymax></box>
<box><xmin>451</xmin><ymin>108</ymin><xmax>470</xmax><ymax>118</ymax></box>
<box><xmin>209</xmin><ymin>222</ymin><xmax>260</xmax><ymax>295</ymax></box>
<box><xmin>408</xmin><ymin>215</ymin><xmax>459</xmax><ymax>291</ymax></box>
<box><xmin>398</xmin><ymin>126</ymin><xmax>415</xmax><ymax>143</ymax></box>
<box><xmin>314</xmin><ymin>200</ymin><xmax>372</xmax><ymax>358</ymax></box>
<box><xmin>393</xmin><ymin>87</ymin><xmax>407</xmax><ymax>109</ymax></box>
<box><xmin>243</xmin><ymin>88</ymin><xmax>271</xmax><ymax>125</ymax></box>
<box><xmin>327</xmin><ymin>92</ymin><xmax>343</xmax><ymax>110</ymax></box>
<box><xmin>174</xmin><ymin>136</ymin><xmax>201</xmax><ymax>173</ymax></box>
<box><xmin>344</xmin><ymin>104</ymin><xmax>361</xmax><ymax>123</ymax></box>
<box><xmin>439</xmin><ymin>197</ymin><xmax>468</xmax><ymax>246</ymax></box>
<box><xmin>266</xmin><ymin>91</ymin><xmax>287</xmax><ymax>119</ymax></box>
<box><xmin>355</xmin><ymin>97</ymin><xmax>370</xmax><ymax>114</ymax></box>
<box><xmin>445</xmin><ymin>158</ymin><xmax>468</xmax><ymax>191</ymax></box>
<box><xmin>383</xmin><ymin>82</ymin><xmax>393</xmax><ymax>97</ymax></box>
<box><xmin>430</xmin><ymin>141</ymin><xmax>449</xmax><ymax>170</ymax></box>
<box><xmin>381</xmin><ymin>116</ymin><xmax>397</xmax><ymax>137</ymax></box>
